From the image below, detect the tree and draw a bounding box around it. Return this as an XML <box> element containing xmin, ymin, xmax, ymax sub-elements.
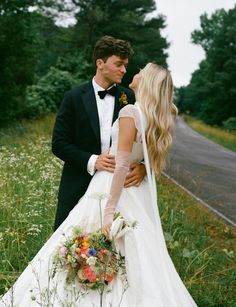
<box><xmin>0</xmin><ymin>0</ymin><xmax>63</xmax><ymax>125</ymax></box>
<box><xmin>65</xmin><ymin>0</ymin><xmax>169</xmax><ymax>85</ymax></box>
<box><xmin>177</xmin><ymin>6</ymin><xmax>236</xmax><ymax>125</ymax></box>
<box><xmin>0</xmin><ymin>0</ymin><xmax>169</xmax><ymax>125</ymax></box>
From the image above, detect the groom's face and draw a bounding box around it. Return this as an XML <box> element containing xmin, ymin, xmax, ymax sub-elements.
<box><xmin>97</xmin><ymin>55</ymin><xmax>128</xmax><ymax>85</ymax></box>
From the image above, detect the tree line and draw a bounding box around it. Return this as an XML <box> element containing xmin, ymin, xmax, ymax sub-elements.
<box><xmin>2</xmin><ymin>2</ymin><xmax>235</xmax><ymax>131</ymax></box>
<box><xmin>176</xmin><ymin>5</ymin><xmax>236</xmax><ymax>131</ymax></box>
<box><xmin>0</xmin><ymin>0</ymin><xmax>168</xmax><ymax>126</ymax></box>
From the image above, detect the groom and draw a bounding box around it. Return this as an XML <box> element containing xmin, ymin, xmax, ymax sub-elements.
<box><xmin>52</xmin><ymin>36</ymin><xmax>146</xmax><ymax>230</ymax></box>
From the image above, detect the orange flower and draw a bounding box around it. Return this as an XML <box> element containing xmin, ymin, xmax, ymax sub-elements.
<box><xmin>104</xmin><ymin>273</ymin><xmax>114</xmax><ymax>282</ymax></box>
<box><xmin>78</xmin><ymin>247</ymin><xmax>88</xmax><ymax>256</ymax></box>
<box><xmin>82</xmin><ymin>240</ymin><xmax>90</xmax><ymax>248</ymax></box>
<box><xmin>102</xmin><ymin>269</ymin><xmax>115</xmax><ymax>282</ymax></box>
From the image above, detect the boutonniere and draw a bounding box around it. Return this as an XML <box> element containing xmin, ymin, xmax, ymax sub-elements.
<box><xmin>119</xmin><ymin>92</ymin><xmax>128</xmax><ymax>106</ymax></box>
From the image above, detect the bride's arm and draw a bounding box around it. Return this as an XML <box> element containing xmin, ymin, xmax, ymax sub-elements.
<box><xmin>103</xmin><ymin>117</ymin><xmax>136</xmax><ymax>237</ymax></box>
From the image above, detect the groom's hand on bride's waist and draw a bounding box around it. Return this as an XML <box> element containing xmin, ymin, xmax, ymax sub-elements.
<box><xmin>95</xmin><ymin>153</ymin><xmax>146</xmax><ymax>187</ymax></box>
<box><xmin>95</xmin><ymin>151</ymin><xmax>115</xmax><ymax>172</ymax></box>
<box><xmin>124</xmin><ymin>163</ymin><xmax>146</xmax><ymax>188</ymax></box>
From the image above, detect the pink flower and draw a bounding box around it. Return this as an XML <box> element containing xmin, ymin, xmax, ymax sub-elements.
<box><xmin>60</xmin><ymin>246</ymin><xmax>67</xmax><ymax>257</ymax></box>
<box><xmin>98</xmin><ymin>250</ymin><xmax>110</xmax><ymax>261</ymax></box>
<box><xmin>83</xmin><ymin>266</ymin><xmax>97</xmax><ymax>282</ymax></box>
<box><xmin>101</xmin><ymin>250</ymin><xmax>110</xmax><ymax>254</ymax></box>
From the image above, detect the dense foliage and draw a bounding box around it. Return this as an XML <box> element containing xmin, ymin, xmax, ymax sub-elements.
<box><xmin>175</xmin><ymin>6</ymin><xmax>236</xmax><ymax>130</ymax></box>
<box><xmin>0</xmin><ymin>0</ymin><xmax>168</xmax><ymax>126</ymax></box>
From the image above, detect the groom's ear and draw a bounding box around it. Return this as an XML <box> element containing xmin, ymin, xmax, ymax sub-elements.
<box><xmin>96</xmin><ymin>59</ymin><xmax>104</xmax><ymax>69</ymax></box>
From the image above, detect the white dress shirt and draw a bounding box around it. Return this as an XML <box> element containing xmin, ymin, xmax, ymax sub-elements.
<box><xmin>87</xmin><ymin>78</ymin><xmax>115</xmax><ymax>175</ymax></box>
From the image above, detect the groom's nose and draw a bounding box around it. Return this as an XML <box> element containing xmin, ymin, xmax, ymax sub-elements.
<box><xmin>120</xmin><ymin>65</ymin><xmax>126</xmax><ymax>74</ymax></box>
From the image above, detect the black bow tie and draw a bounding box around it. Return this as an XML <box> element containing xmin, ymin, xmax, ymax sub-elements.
<box><xmin>98</xmin><ymin>86</ymin><xmax>116</xmax><ymax>99</ymax></box>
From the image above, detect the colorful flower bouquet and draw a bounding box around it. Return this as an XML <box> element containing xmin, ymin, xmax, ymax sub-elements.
<box><xmin>53</xmin><ymin>213</ymin><xmax>137</xmax><ymax>295</ymax></box>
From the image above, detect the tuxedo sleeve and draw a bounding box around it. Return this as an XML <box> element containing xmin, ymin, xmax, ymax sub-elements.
<box><xmin>52</xmin><ymin>91</ymin><xmax>92</xmax><ymax>173</ymax></box>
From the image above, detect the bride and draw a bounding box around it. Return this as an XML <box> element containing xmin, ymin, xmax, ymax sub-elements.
<box><xmin>0</xmin><ymin>63</ymin><xmax>197</xmax><ymax>306</ymax></box>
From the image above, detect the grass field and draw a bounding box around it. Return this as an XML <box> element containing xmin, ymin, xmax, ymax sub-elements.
<box><xmin>0</xmin><ymin>114</ymin><xmax>236</xmax><ymax>306</ymax></box>
<box><xmin>183</xmin><ymin>115</ymin><xmax>236</xmax><ymax>152</ymax></box>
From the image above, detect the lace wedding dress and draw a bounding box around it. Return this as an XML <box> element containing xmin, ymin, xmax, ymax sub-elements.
<box><xmin>0</xmin><ymin>103</ymin><xmax>197</xmax><ymax>307</ymax></box>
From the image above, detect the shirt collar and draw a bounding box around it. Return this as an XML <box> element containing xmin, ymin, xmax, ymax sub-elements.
<box><xmin>92</xmin><ymin>78</ymin><xmax>116</xmax><ymax>93</ymax></box>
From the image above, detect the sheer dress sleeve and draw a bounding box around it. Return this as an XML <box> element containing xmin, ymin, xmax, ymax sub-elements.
<box><xmin>103</xmin><ymin>105</ymin><xmax>143</xmax><ymax>227</ymax></box>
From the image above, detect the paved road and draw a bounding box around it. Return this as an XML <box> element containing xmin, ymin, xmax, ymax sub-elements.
<box><xmin>165</xmin><ymin>116</ymin><xmax>236</xmax><ymax>225</ymax></box>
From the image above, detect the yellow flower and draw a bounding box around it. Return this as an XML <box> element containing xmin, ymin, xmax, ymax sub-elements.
<box><xmin>74</xmin><ymin>239</ymin><xmax>79</xmax><ymax>246</ymax></box>
<box><xmin>67</xmin><ymin>255</ymin><xmax>72</xmax><ymax>263</ymax></box>
<box><xmin>119</xmin><ymin>92</ymin><xmax>128</xmax><ymax>105</ymax></box>
<box><xmin>77</xmin><ymin>269</ymin><xmax>86</xmax><ymax>280</ymax></box>
<box><xmin>82</xmin><ymin>240</ymin><xmax>90</xmax><ymax>247</ymax></box>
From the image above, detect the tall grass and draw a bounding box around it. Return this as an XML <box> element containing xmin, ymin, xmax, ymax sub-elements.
<box><xmin>183</xmin><ymin>115</ymin><xmax>236</xmax><ymax>152</ymax></box>
<box><xmin>0</xmin><ymin>114</ymin><xmax>61</xmax><ymax>292</ymax></box>
<box><xmin>0</xmin><ymin>114</ymin><xmax>236</xmax><ymax>306</ymax></box>
<box><xmin>159</xmin><ymin>176</ymin><xmax>236</xmax><ymax>306</ymax></box>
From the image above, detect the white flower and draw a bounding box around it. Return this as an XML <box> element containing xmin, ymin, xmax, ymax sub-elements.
<box><xmin>86</xmin><ymin>256</ymin><xmax>97</xmax><ymax>266</ymax></box>
<box><xmin>89</xmin><ymin>193</ymin><xmax>109</xmax><ymax>201</ymax></box>
<box><xmin>109</xmin><ymin>215</ymin><xmax>135</xmax><ymax>241</ymax></box>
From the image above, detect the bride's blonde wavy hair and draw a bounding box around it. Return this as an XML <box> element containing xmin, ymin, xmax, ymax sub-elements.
<box><xmin>136</xmin><ymin>63</ymin><xmax>178</xmax><ymax>177</ymax></box>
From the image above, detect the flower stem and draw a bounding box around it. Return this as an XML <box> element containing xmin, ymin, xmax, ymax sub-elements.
<box><xmin>100</xmin><ymin>290</ymin><xmax>103</xmax><ymax>307</ymax></box>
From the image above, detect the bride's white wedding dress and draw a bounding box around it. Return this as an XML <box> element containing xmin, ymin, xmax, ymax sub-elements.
<box><xmin>0</xmin><ymin>103</ymin><xmax>197</xmax><ymax>307</ymax></box>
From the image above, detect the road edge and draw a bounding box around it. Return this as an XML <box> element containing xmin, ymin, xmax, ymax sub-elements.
<box><xmin>162</xmin><ymin>171</ymin><xmax>236</xmax><ymax>228</ymax></box>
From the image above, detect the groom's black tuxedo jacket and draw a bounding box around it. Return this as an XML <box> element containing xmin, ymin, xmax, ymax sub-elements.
<box><xmin>52</xmin><ymin>81</ymin><xmax>135</xmax><ymax>228</ymax></box>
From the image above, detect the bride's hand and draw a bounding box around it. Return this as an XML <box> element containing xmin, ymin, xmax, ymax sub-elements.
<box><xmin>103</xmin><ymin>223</ymin><xmax>112</xmax><ymax>238</ymax></box>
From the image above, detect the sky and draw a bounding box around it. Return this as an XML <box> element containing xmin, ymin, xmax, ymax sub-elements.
<box><xmin>155</xmin><ymin>0</ymin><xmax>236</xmax><ymax>87</ymax></box>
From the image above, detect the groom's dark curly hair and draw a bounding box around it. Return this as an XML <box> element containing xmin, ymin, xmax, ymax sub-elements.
<box><xmin>93</xmin><ymin>35</ymin><xmax>134</xmax><ymax>65</ymax></box>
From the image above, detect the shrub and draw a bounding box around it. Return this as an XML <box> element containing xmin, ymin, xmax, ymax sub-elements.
<box><xmin>55</xmin><ymin>52</ymin><xmax>93</xmax><ymax>80</ymax></box>
<box><xmin>25</xmin><ymin>67</ymin><xmax>80</xmax><ymax>118</ymax></box>
<box><xmin>223</xmin><ymin>117</ymin><xmax>236</xmax><ymax>132</ymax></box>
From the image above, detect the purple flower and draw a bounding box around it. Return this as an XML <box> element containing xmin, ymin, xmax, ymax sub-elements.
<box><xmin>88</xmin><ymin>249</ymin><xmax>97</xmax><ymax>256</ymax></box>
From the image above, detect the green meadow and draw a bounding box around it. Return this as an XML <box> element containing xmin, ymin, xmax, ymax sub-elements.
<box><xmin>0</xmin><ymin>115</ymin><xmax>236</xmax><ymax>306</ymax></box>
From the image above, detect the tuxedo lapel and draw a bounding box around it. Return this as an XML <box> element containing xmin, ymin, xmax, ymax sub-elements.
<box><xmin>81</xmin><ymin>83</ymin><xmax>101</xmax><ymax>144</ymax></box>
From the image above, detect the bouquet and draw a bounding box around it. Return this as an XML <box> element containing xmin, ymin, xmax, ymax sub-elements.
<box><xmin>53</xmin><ymin>213</ymin><xmax>137</xmax><ymax>294</ymax></box>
